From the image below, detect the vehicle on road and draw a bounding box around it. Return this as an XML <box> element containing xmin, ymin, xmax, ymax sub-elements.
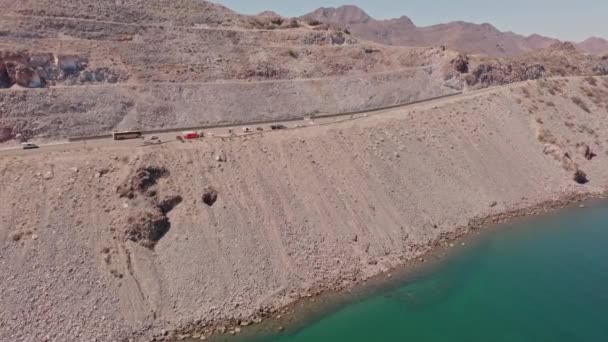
<box><xmin>183</xmin><ymin>131</ymin><xmax>200</xmax><ymax>139</ymax></box>
<box><xmin>113</xmin><ymin>130</ymin><xmax>143</xmax><ymax>140</ymax></box>
<box><xmin>143</xmin><ymin>136</ymin><xmax>162</xmax><ymax>145</ymax></box>
<box><xmin>22</xmin><ymin>142</ymin><xmax>39</xmax><ymax>150</ymax></box>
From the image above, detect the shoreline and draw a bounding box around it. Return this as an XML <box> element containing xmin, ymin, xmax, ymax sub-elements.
<box><xmin>167</xmin><ymin>190</ymin><xmax>605</xmax><ymax>342</ymax></box>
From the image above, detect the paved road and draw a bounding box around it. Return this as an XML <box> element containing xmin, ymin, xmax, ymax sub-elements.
<box><xmin>0</xmin><ymin>76</ymin><xmax>548</xmax><ymax>158</ymax></box>
<box><xmin>8</xmin><ymin>75</ymin><xmax>592</xmax><ymax>157</ymax></box>
<box><xmin>0</xmin><ymin>79</ymin><xmax>527</xmax><ymax>157</ymax></box>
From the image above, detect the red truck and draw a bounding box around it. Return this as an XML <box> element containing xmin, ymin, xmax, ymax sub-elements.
<box><xmin>182</xmin><ymin>131</ymin><xmax>200</xmax><ymax>140</ymax></box>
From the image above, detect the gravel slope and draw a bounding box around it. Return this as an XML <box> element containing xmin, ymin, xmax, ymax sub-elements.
<box><xmin>1</xmin><ymin>77</ymin><xmax>607</xmax><ymax>341</ymax></box>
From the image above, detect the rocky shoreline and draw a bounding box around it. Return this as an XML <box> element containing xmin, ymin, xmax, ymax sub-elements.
<box><xmin>158</xmin><ymin>191</ymin><xmax>604</xmax><ymax>342</ymax></box>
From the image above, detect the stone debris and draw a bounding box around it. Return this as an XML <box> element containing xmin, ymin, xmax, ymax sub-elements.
<box><xmin>202</xmin><ymin>186</ymin><xmax>218</xmax><ymax>207</ymax></box>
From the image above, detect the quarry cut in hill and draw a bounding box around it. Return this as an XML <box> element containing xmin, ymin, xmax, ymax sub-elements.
<box><xmin>1</xmin><ymin>76</ymin><xmax>607</xmax><ymax>341</ymax></box>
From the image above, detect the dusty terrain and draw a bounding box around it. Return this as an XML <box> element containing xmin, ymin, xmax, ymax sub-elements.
<box><xmin>302</xmin><ymin>5</ymin><xmax>608</xmax><ymax>56</ymax></box>
<box><xmin>0</xmin><ymin>0</ymin><xmax>469</xmax><ymax>142</ymax></box>
<box><xmin>2</xmin><ymin>1</ymin><xmax>608</xmax><ymax>143</ymax></box>
<box><xmin>1</xmin><ymin>76</ymin><xmax>608</xmax><ymax>341</ymax></box>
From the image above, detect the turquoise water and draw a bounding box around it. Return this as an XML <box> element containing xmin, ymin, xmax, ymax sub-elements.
<box><xmin>258</xmin><ymin>202</ymin><xmax>608</xmax><ymax>342</ymax></box>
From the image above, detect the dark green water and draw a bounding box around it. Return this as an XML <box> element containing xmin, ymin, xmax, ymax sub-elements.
<box><xmin>258</xmin><ymin>202</ymin><xmax>608</xmax><ymax>342</ymax></box>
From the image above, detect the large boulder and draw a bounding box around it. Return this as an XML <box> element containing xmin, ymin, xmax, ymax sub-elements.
<box><xmin>28</xmin><ymin>53</ymin><xmax>54</xmax><ymax>68</ymax></box>
<box><xmin>452</xmin><ymin>55</ymin><xmax>470</xmax><ymax>73</ymax></box>
<box><xmin>15</xmin><ymin>64</ymin><xmax>44</xmax><ymax>88</ymax></box>
<box><xmin>56</xmin><ymin>55</ymin><xmax>87</xmax><ymax>75</ymax></box>
<box><xmin>466</xmin><ymin>62</ymin><xmax>545</xmax><ymax>87</ymax></box>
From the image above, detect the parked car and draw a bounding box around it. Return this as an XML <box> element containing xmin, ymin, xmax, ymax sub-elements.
<box><xmin>143</xmin><ymin>136</ymin><xmax>162</xmax><ymax>145</ymax></box>
<box><xmin>182</xmin><ymin>131</ymin><xmax>200</xmax><ymax>139</ymax></box>
<box><xmin>21</xmin><ymin>142</ymin><xmax>39</xmax><ymax>150</ymax></box>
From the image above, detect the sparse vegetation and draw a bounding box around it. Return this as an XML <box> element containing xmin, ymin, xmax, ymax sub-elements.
<box><xmin>307</xmin><ymin>19</ymin><xmax>322</xmax><ymax>26</ymax></box>
<box><xmin>582</xmin><ymin>87</ymin><xmax>594</xmax><ymax>97</ymax></box>
<box><xmin>269</xmin><ymin>17</ymin><xmax>284</xmax><ymax>26</ymax></box>
<box><xmin>546</xmin><ymin>101</ymin><xmax>555</xmax><ymax>107</ymax></box>
<box><xmin>573</xmin><ymin>169</ymin><xmax>589</xmax><ymax>184</ymax></box>
<box><xmin>571</xmin><ymin>96</ymin><xmax>591</xmax><ymax>113</ymax></box>
<box><xmin>537</xmin><ymin>79</ymin><xmax>558</xmax><ymax>96</ymax></box>
<box><xmin>536</xmin><ymin>127</ymin><xmax>557</xmax><ymax>145</ymax></box>
<box><xmin>584</xmin><ymin>76</ymin><xmax>598</xmax><ymax>87</ymax></box>
<box><xmin>578</xmin><ymin>124</ymin><xmax>596</xmax><ymax>136</ymax></box>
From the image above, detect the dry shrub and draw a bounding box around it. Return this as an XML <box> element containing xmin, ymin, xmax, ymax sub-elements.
<box><xmin>536</xmin><ymin>127</ymin><xmax>557</xmax><ymax>144</ymax></box>
<box><xmin>571</xmin><ymin>96</ymin><xmax>591</xmax><ymax>113</ymax></box>
<box><xmin>578</xmin><ymin>124</ymin><xmax>596</xmax><ymax>136</ymax></box>
<box><xmin>583</xmin><ymin>88</ymin><xmax>594</xmax><ymax>97</ymax></box>
<box><xmin>584</xmin><ymin>76</ymin><xmax>598</xmax><ymax>87</ymax></box>
<box><xmin>546</xmin><ymin>101</ymin><xmax>556</xmax><ymax>107</ymax></box>
<box><xmin>522</xmin><ymin>88</ymin><xmax>530</xmax><ymax>98</ymax></box>
<box><xmin>573</xmin><ymin>169</ymin><xmax>589</xmax><ymax>184</ymax></box>
<box><xmin>288</xmin><ymin>49</ymin><xmax>298</xmax><ymax>58</ymax></box>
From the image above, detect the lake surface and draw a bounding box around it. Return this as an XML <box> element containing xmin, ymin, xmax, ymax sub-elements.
<box><xmin>255</xmin><ymin>202</ymin><xmax>608</xmax><ymax>342</ymax></box>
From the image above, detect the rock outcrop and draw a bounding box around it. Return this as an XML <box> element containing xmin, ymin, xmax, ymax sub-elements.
<box><xmin>0</xmin><ymin>63</ymin><xmax>11</xmax><ymax>88</ymax></box>
<box><xmin>15</xmin><ymin>65</ymin><xmax>43</xmax><ymax>88</ymax></box>
<box><xmin>466</xmin><ymin>62</ymin><xmax>545</xmax><ymax>87</ymax></box>
<box><xmin>451</xmin><ymin>55</ymin><xmax>470</xmax><ymax>74</ymax></box>
<box><xmin>116</xmin><ymin>165</ymin><xmax>182</xmax><ymax>249</ymax></box>
<box><xmin>0</xmin><ymin>51</ymin><xmax>123</xmax><ymax>89</ymax></box>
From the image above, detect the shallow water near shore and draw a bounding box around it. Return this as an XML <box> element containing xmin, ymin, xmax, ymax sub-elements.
<box><xmin>240</xmin><ymin>200</ymin><xmax>608</xmax><ymax>342</ymax></box>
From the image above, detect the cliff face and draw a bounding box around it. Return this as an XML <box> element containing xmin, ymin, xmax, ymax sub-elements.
<box><xmin>1</xmin><ymin>76</ymin><xmax>607</xmax><ymax>341</ymax></box>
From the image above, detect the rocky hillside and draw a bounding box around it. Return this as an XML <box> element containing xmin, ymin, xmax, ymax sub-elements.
<box><xmin>457</xmin><ymin>42</ymin><xmax>608</xmax><ymax>88</ymax></box>
<box><xmin>302</xmin><ymin>5</ymin><xmax>607</xmax><ymax>57</ymax></box>
<box><xmin>1</xmin><ymin>76</ymin><xmax>607</xmax><ymax>342</ymax></box>
<box><xmin>0</xmin><ymin>0</ymin><xmax>607</xmax><ymax>143</ymax></box>
<box><xmin>578</xmin><ymin>37</ymin><xmax>608</xmax><ymax>55</ymax></box>
<box><xmin>0</xmin><ymin>0</ymin><xmax>469</xmax><ymax>142</ymax></box>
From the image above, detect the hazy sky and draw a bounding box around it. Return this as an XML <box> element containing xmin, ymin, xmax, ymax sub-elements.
<box><xmin>210</xmin><ymin>0</ymin><xmax>607</xmax><ymax>42</ymax></box>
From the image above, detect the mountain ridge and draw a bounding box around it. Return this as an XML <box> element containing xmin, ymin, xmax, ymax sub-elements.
<box><xmin>301</xmin><ymin>5</ymin><xmax>608</xmax><ymax>56</ymax></box>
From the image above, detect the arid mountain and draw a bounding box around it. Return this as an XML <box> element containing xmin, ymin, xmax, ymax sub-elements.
<box><xmin>302</xmin><ymin>5</ymin><xmax>606</xmax><ymax>57</ymax></box>
<box><xmin>578</xmin><ymin>37</ymin><xmax>608</xmax><ymax>55</ymax></box>
<box><xmin>0</xmin><ymin>0</ymin><xmax>607</xmax><ymax>144</ymax></box>
<box><xmin>3</xmin><ymin>74</ymin><xmax>608</xmax><ymax>342</ymax></box>
<box><xmin>0</xmin><ymin>0</ymin><xmax>464</xmax><ymax>142</ymax></box>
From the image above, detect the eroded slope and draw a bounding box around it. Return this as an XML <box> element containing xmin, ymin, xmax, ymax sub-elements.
<box><xmin>1</xmin><ymin>77</ymin><xmax>607</xmax><ymax>341</ymax></box>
